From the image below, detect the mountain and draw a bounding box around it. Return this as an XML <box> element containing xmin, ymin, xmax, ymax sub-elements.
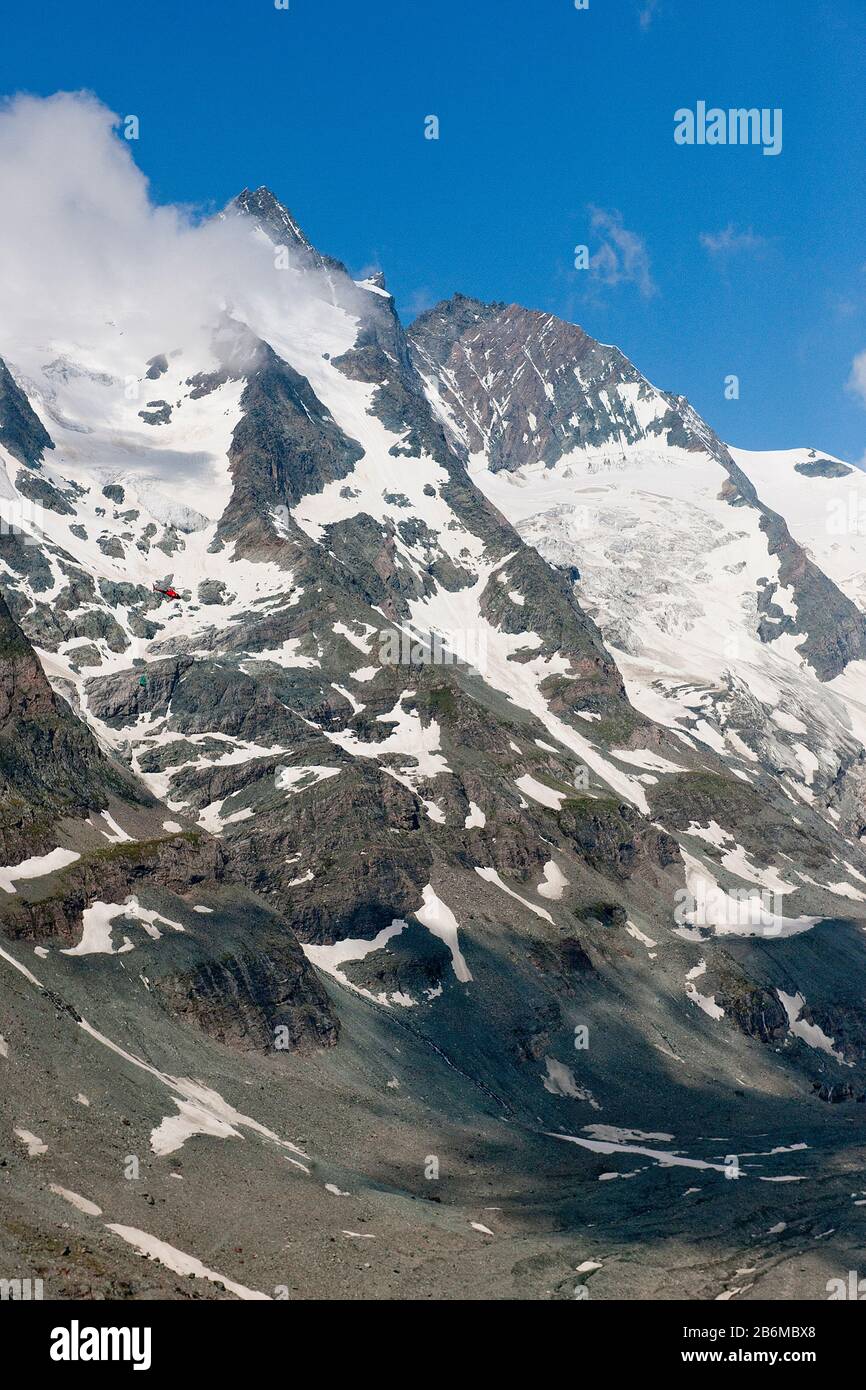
<box><xmin>2</xmin><ymin>190</ymin><xmax>866</xmax><ymax>1301</ymax></box>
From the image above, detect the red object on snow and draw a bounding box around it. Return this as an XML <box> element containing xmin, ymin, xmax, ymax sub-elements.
<box><xmin>153</xmin><ymin>585</ymin><xmax>180</xmax><ymax>600</ymax></box>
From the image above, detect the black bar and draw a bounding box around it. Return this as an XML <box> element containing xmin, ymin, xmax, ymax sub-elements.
<box><xmin>3</xmin><ymin>1296</ymin><xmax>859</xmax><ymax>1377</ymax></box>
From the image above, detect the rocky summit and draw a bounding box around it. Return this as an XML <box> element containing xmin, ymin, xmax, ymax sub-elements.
<box><xmin>2</xmin><ymin>189</ymin><xmax>866</xmax><ymax>1303</ymax></box>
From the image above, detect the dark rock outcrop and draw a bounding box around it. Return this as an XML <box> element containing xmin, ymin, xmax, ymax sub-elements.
<box><xmin>558</xmin><ymin>795</ymin><xmax>679</xmax><ymax>879</ymax></box>
<box><xmin>0</xmin><ymin>356</ymin><xmax>54</xmax><ymax>467</ymax></box>
<box><xmin>0</xmin><ymin>594</ymin><xmax>142</xmax><ymax>861</ymax></box>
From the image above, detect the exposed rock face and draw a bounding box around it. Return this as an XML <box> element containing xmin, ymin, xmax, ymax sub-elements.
<box><xmin>218</xmin><ymin>343</ymin><xmax>365</xmax><ymax>550</ymax></box>
<box><xmin>230</xmin><ymin>186</ymin><xmax>346</xmax><ymax>277</ymax></box>
<box><xmin>148</xmin><ymin>903</ymin><xmax>340</xmax><ymax>1054</ymax></box>
<box><xmin>559</xmin><ymin>795</ymin><xmax>679</xmax><ymax>879</ymax></box>
<box><xmin>340</xmin><ymin>918</ymin><xmax>451</xmax><ymax>1000</ymax></box>
<box><xmin>479</xmin><ymin>544</ymin><xmax>634</xmax><ymax>730</ymax></box>
<box><xmin>145</xmin><ymin>354</ymin><xmax>169</xmax><ymax>380</ymax></box>
<box><xmin>795</xmin><ymin>457</ymin><xmax>852</xmax><ymax>478</ymax></box>
<box><xmin>0</xmin><ymin>833</ymin><xmax>222</xmax><ymax>946</ymax></box>
<box><xmin>0</xmin><ymin>594</ymin><xmax>140</xmax><ymax>861</ymax></box>
<box><xmin>712</xmin><ymin>970</ymin><xmax>789</xmax><ymax>1044</ymax></box>
<box><xmin>410</xmin><ymin>297</ymin><xmax>662</xmax><ymax>472</ymax></box>
<box><xmin>824</xmin><ymin>750</ymin><xmax>866</xmax><ymax>841</ymax></box>
<box><xmin>0</xmin><ymin>356</ymin><xmax>54</xmax><ymax>467</ymax></box>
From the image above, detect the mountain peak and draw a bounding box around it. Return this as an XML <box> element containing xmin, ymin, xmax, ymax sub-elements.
<box><xmin>230</xmin><ymin>186</ymin><xmax>315</xmax><ymax>253</ymax></box>
<box><xmin>410</xmin><ymin>291</ymin><xmax>504</xmax><ymax>332</ymax></box>
<box><xmin>229</xmin><ymin>187</ymin><xmax>351</xmax><ymax>281</ymax></box>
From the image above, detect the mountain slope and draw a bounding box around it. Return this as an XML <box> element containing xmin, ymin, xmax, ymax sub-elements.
<box><xmin>409</xmin><ymin>296</ymin><xmax>866</xmax><ymax>819</ymax></box>
<box><xmin>2</xmin><ymin>193</ymin><xmax>866</xmax><ymax>1301</ymax></box>
<box><xmin>0</xmin><ymin>554</ymin><xmax>337</xmax><ymax>1051</ymax></box>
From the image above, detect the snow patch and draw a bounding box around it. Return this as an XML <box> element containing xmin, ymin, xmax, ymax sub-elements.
<box><xmin>14</xmin><ymin>1128</ymin><xmax>47</xmax><ymax>1156</ymax></box>
<box><xmin>515</xmin><ymin>774</ymin><xmax>568</xmax><ymax>810</ymax></box>
<box><xmin>475</xmin><ymin>865</ymin><xmax>553</xmax><ymax>922</ymax></box>
<box><xmin>106</xmin><ymin>1225</ymin><xmax>270</xmax><ymax>1300</ymax></box>
<box><xmin>415</xmin><ymin>884</ymin><xmax>472</xmax><ymax>982</ymax></box>
<box><xmin>0</xmin><ymin>848</ymin><xmax>80</xmax><ymax>894</ymax></box>
<box><xmin>538</xmin><ymin>859</ymin><xmax>568</xmax><ymax>900</ymax></box>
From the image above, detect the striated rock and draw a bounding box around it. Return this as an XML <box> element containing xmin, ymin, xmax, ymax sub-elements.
<box><xmin>152</xmin><ymin>934</ymin><xmax>338</xmax><ymax>1054</ymax></box>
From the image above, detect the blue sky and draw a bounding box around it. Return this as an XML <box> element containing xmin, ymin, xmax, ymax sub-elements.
<box><xmin>2</xmin><ymin>0</ymin><xmax>865</xmax><ymax>461</ymax></box>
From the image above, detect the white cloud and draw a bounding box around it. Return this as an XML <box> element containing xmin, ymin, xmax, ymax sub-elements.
<box><xmin>700</xmin><ymin>224</ymin><xmax>768</xmax><ymax>258</ymax></box>
<box><xmin>588</xmin><ymin>206</ymin><xmax>657</xmax><ymax>299</ymax></box>
<box><xmin>843</xmin><ymin>354</ymin><xmax>866</xmax><ymax>472</ymax></box>
<box><xmin>848</xmin><ymin>350</ymin><xmax>866</xmax><ymax>407</ymax></box>
<box><xmin>638</xmin><ymin>0</ymin><xmax>660</xmax><ymax>29</ymax></box>
<box><xmin>0</xmin><ymin>91</ymin><xmax>343</xmax><ymax>414</ymax></box>
<box><xmin>404</xmin><ymin>288</ymin><xmax>437</xmax><ymax>319</ymax></box>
